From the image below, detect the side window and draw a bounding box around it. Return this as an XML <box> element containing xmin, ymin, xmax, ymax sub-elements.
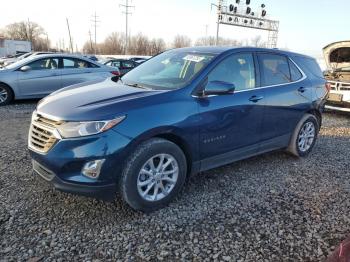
<box><xmin>207</xmin><ymin>53</ymin><xmax>256</xmax><ymax>91</ymax></box>
<box><xmin>122</xmin><ymin>61</ymin><xmax>135</xmax><ymax>69</ymax></box>
<box><xmin>63</xmin><ymin>58</ymin><xmax>94</xmax><ymax>69</ymax></box>
<box><xmin>289</xmin><ymin>60</ymin><xmax>303</xmax><ymax>81</ymax></box>
<box><xmin>259</xmin><ymin>54</ymin><xmax>291</xmax><ymax>86</ymax></box>
<box><xmin>293</xmin><ymin>56</ymin><xmax>323</xmax><ymax>80</ymax></box>
<box><xmin>111</xmin><ymin>61</ymin><xmax>121</xmax><ymax>68</ymax></box>
<box><xmin>27</xmin><ymin>58</ymin><xmax>59</xmax><ymax>70</ymax></box>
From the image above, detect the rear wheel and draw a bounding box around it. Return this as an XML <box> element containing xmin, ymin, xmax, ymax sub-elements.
<box><xmin>0</xmin><ymin>84</ymin><xmax>13</xmax><ymax>106</ymax></box>
<box><xmin>119</xmin><ymin>138</ymin><xmax>187</xmax><ymax>212</ymax></box>
<box><xmin>287</xmin><ymin>114</ymin><xmax>319</xmax><ymax>157</ymax></box>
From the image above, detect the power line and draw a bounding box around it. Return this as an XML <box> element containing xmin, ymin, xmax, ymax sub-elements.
<box><xmin>91</xmin><ymin>12</ymin><xmax>100</xmax><ymax>54</ymax></box>
<box><xmin>120</xmin><ymin>0</ymin><xmax>135</xmax><ymax>55</ymax></box>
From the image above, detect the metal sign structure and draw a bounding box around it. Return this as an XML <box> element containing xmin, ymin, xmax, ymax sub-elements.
<box><xmin>214</xmin><ymin>0</ymin><xmax>279</xmax><ymax>48</ymax></box>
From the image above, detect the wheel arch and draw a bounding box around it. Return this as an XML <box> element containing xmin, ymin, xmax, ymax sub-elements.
<box><xmin>306</xmin><ymin>109</ymin><xmax>322</xmax><ymax>129</ymax></box>
<box><xmin>0</xmin><ymin>81</ymin><xmax>15</xmax><ymax>99</ymax></box>
<box><xmin>154</xmin><ymin>133</ymin><xmax>193</xmax><ymax>175</ymax></box>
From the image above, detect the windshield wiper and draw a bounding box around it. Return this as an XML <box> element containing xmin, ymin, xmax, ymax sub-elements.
<box><xmin>124</xmin><ymin>82</ymin><xmax>149</xmax><ymax>90</ymax></box>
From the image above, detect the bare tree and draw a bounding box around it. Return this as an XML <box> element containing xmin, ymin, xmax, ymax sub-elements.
<box><xmin>148</xmin><ymin>38</ymin><xmax>166</xmax><ymax>55</ymax></box>
<box><xmin>195</xmin><ymin>36</ymin><xmax>216</xmax><ymax>46</ymax></box>
<box><xmin>172</xmin><ymin>35</ymin><xmax>192</xmax><ymax>48</ymax></box>
<box><xmin>128</xmin><ymin>33</ymin><xmax>150</xmax><ymax>55</ymax></box>
<box><xmin>100</xmin><ymin>32</ymin><xmax>125</xmax><ymax>55</ymax></box>
<box><xmin>250</xmin><ymin>35</ymin><xmax>266</xmax><ymax>47</ymax></box>
<box><xmin>4</xmin><ymin>21</ymin><xmax>48</xmax><ymax>51</ymax></box>
<box><xmin>82</xmin><ymin>41</ymin><xmax>95</xmax><ymax>54</ymax></box>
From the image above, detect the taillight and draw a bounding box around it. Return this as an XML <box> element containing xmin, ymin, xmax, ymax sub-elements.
<box><xmin>325</xmin><ymin>82</ymin><xmax>331</xmax><ymax>92</ymax></box>
<box><xmin>111</xmin><ymin>71</ymin><xmax>120</xmax><ymax>76</ymax></box>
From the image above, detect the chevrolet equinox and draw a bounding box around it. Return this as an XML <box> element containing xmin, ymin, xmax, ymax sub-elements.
<box><xmin>28</xmin><ymin>47</ymin><xmax>328</xmax><ymax>212</ymax></box>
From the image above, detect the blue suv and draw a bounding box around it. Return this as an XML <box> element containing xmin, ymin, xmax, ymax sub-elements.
<box><xmin>28</xmin><ymin>47</ymin><xmax>328</xmax><ymax>212</ymax></box>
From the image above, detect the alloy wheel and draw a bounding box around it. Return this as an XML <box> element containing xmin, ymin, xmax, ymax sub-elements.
<box><xmin>298</xmin><ymin>121</ymin><xmax>316</xmax><ymax>152</ymax></box>
<box><xmin>0</xmin><ymin>87</ymin><xmax>8</xmax><ymax>103</ymax></box>
<box><xmin>137</xmin><ymin>153</ymin><xmax>179</xmax><ymax>202</ymax></box>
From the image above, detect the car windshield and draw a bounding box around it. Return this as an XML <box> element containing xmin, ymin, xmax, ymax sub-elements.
<box><xmin>4</xmin><ymin>55</ymin><xmax>38</xmax><ymax>69</ymax></box>
<box><xmin>121</xmin><ymin>51</ymin><xmax>216</xmax><ymax>90</ymax></box>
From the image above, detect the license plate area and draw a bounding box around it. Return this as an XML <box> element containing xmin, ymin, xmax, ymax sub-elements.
<box><xmin>328</xmin><ymin>93</ymin><xmax>343</xmax><ymax>102</ymax></box>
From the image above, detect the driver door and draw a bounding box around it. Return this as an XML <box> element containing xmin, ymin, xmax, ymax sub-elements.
<box><xmin>17</xmin><ymin>57</ymin><xmax>61</xmax><ymax>97</ymax></box>
<box><xmin>196</xmin><ymin>52</ymin><xmax>266</xmax><ymax>170</ymax></box>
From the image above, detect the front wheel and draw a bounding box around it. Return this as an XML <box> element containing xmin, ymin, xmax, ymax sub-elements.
<box><xmin>0</xmin><ymin>84</ymin><xmax>13</xmax><ymax>106</ymax></box>
<box><xmin>119</xmin><ymin>138</ymin><xmax>187</xmax><ymax>212</ymax></box>
<box><xmin>287</xmin><ymin>114</ymin><xmax>319</xmax><ymax>157</ymax></box>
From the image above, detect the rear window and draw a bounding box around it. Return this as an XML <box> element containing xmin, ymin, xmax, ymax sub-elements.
<box><xmin>289</xmin><ymin>60</ymin><xmax>303</xmax><ymax>81</ymax></box>
<box><xmin>258</xmin><ymin>54</ymin><xmax>291</xmax><ymax>86</ymax></box>
<box><xmin>63</xmin><ymin>58</ymin><xmax>98</xmax><ymax>69</ymax></box>
<box><xmin>292</xmin><ymin>56</ymin><xmax>323</xmax><ymax>79</ymax></box>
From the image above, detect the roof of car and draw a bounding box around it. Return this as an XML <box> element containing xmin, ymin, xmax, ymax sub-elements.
<box><xmin>28</xmin><ymin>53</ymin><xmax>98</xmax><ymax>61</ymax></box>
<box><xmin>173</xmin><ymin>46</ymin><xmax>314</xmax><ymax>59</ymax></box>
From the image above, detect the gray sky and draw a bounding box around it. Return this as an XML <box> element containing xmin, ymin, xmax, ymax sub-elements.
<box><xmin>1</xmin><ymin>0</ymin><xmax>349</xmax><ymax>58</ymax></box>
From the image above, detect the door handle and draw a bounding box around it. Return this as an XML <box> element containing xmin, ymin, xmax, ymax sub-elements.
<box><xmin>249</xmin><ymin>95</ymin><xmax>264</xmax><ymax>103</ymax></box>
<box><xmin>298</xmin><ymin>87</ymin><xmax>306</xmax><ymax>93</ymax></box>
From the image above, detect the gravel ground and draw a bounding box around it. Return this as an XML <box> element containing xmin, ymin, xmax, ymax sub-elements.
<box><xmin>1</xmin><ymin>101</ymin><xmax>350</xmax><ymax>261</ymax></box>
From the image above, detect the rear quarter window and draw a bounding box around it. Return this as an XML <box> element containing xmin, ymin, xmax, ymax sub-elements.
<box><xmin>292</xmin><ymin>56</ymin><xmax>323</xmax><ymax>80</ymax></box>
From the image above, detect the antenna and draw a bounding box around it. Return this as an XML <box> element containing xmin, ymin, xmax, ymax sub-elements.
<box><xmin>91</xmin><ymin>12</ymin><xmax>100</xmax><ymax>54</ymax></box>
<box><xmin>120</xmin><ymin>0</ymin><xmax>135</xmax><ymax>55</ymax></box>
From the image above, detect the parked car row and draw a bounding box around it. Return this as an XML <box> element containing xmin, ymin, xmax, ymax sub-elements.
<box><xmin>103</xmin><ymin>59</ymin><xmax>140</xmax><ymax>75</ymax></box>
<box><xmin>0</xmin><ymin>54</ymin><xmax>120</xmax><ymax>105</ymax></box>
<box><xmin>0</xmin><ymin>51</ymin><xmax>154</xmax><ymax>105</ymax></box>
<box><xmin>0</xmin><ymin>52</ymin><xmax>54</xmax><ymax>68</ymax></box>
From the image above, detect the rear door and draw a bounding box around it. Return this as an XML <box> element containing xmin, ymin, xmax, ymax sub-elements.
<box><xmin>60</xmin><ymin>57</ymin><xmax>102</xmax><ymax>88</ymax></box>
<box><xmin>17</xmin><ymin>57</ymin><xmax>61</xmax><ymax>97</ymax></box>
<box><xmin>257</xmin><ymin>52</ymin><xmax>311</xmax><ymax>150</ymax></box>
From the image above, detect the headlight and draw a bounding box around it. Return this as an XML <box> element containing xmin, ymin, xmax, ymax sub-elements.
<box><xmin>56</xmin><ymin>116</ymin><xmax>125</xmax><ymax>138</ymax></box>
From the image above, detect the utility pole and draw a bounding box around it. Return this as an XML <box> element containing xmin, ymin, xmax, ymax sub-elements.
<box><xmin>120</xmin><ymin>0</ymin><xmax>135</xmax><ymax>55</ymax></box>
<box><xmin>211</xmin><ymin>0</ymin><xmax>223</xmax><ymax>46</ymax></box>
<box><xmin>91</xmin><ymin>12</ymin><xmax>100</xmax><ymax>54</ymax></box>
<box><xmin>46</xmin><ymin>33</ymin><xmax>49</xmax><ymax>51</ymax></box>
<box><xmin>66</xmin><ymin>18</ymin><xmax>74</xmax><ymax>53</ymax></box>
<box><xmin>88</xmin><ymin>30</ymin><xmax>93</xmax><ymax>53</ymax></box>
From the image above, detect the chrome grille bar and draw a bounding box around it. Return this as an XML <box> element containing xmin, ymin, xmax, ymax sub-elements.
<box><xmin>28</xmin><ymin>113</ymin><xmax>61</xmax><ymax>154</ymax></box>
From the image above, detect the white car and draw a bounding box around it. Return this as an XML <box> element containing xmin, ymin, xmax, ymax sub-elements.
<box><xmin>324</xmin><ymin>41</ymin><xmax>350</xmax><ymax>112</ymax></box>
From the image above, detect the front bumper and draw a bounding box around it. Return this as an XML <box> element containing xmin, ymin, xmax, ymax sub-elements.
<box><xmin>29</xmin><ymin>128</ymin><xmax>132</xmax><ymax>200</ymax></box>
<box><xmin>32</xmin><ymin>160</ymin><xmax>116</xmax><ymax>200</ymax></box>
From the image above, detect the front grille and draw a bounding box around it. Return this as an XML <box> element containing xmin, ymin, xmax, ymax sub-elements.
<box><xmin>328</xmin><ymin>81</ymin><xmax>350</xmax><ymax>91</ymax></box>
<box><xmin>29</xmin><ymin>113</ymin><xmax>62</xmax><ymax>154</ymax></box>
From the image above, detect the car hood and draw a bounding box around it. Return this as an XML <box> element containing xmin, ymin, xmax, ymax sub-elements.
<box><xmin>36</xmin><ymin>78</ymin><xmax>165</xmax><ymax>121</ymax></box>
<box><xmin>323</xmin><ymin>41</ymin><xmax>350</xmax><ymax>70</ymax></box>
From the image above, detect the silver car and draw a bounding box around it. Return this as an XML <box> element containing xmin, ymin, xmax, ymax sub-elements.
<box><xmin>0</xmin><ymin>54</ymin><xmax>120</xmax><ymax>105</ymax></box>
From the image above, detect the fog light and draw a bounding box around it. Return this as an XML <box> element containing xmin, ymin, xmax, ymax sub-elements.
<box><xmin>82</xmin><ymin>159</ymin><xmax>105</xmax><ymax>179</ymax></box>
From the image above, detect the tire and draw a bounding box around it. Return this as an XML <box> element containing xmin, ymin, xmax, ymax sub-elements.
<box><xmin>0</xmin><ymin>84</ymin><xmax>13</xmax><ymax>106</ymax></box>
<box><xmin>119</xmin><ymin>138</ymin><xmax>187</xmax><ymax>212</ymax></box>
<box><xmin>287</xmin><ymin>114</ymin><xmax>319</xmax><ymax>157</ymax></box>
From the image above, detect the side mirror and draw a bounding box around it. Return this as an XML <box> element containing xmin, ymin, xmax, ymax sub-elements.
<box><xmin>203</xmin><ymin>81</ymin><xmax>235</xmax><ymax>96</ymax></box>
<box><xmin>20</xmin><ymin>65</ymin><xmax>31</xmax><ymax>72</ymax></box>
